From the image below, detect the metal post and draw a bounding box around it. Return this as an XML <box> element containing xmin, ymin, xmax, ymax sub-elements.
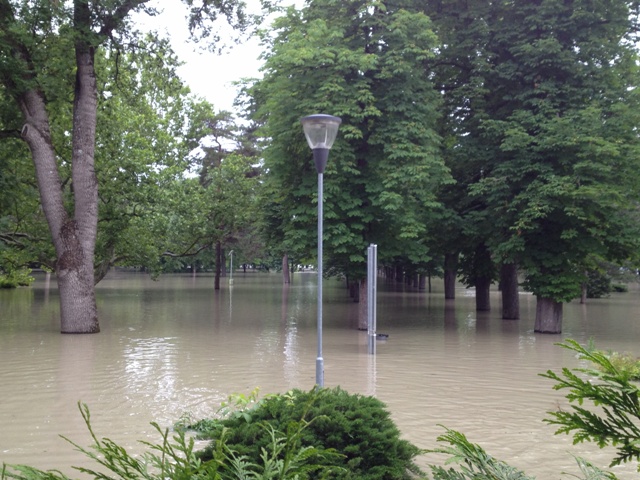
<box><xmin>228</xmin><ymin>250</ymin><xmax>234</xmax><ymax>285</ymax></box>
<box><xmin>372</xmin><ymin>244</ymin><xmax>377</xmax><ymax>344</ymax></box>
<box><xmin>367</xmin><ymin>244</ymin><xmax>377</xmax><ymax>354</ymax></box>
<box><xmin>316</xmin><ymin>172</ymin><xmax>324</xmax><ymax>387</ymax></box>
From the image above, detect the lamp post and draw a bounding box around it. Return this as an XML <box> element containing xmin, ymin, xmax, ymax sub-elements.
<box><xmin>228</xmin><ymin>250</ymin><xmax>234</xmax><ymax>286</ymax></box>
<box><xmin>300</xmin><ymin>114</ymin><xmax>341</xmax><ymax>388</ymax></box>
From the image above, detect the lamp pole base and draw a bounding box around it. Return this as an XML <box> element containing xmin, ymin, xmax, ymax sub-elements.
<box><xmin>316</xmin><ymin>357</ymin><xmax>324</xmax><ymax>387</ymax></box>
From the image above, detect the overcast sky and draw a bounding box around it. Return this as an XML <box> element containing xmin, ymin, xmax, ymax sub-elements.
<box><xmin>138</xmin><ymin>1</ymin><xmax>298</xmax><ymax>112</ymax></box>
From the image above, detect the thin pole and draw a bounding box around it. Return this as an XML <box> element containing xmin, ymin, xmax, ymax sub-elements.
<box><xmin>317</xmin><ymin>172</ymin><xmax>324</xmax><ymax>387</ymax></box>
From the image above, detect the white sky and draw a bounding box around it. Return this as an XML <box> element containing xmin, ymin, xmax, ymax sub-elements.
<box><xmin>137</xmin><ymin>1</ymin><xmax>297</xmax><ymax>112</ymax></box>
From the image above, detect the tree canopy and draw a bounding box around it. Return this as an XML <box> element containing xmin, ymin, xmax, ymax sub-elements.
<box><xmin>251</xmin><ymin>0</ymin><xmax>451</xmax><ymax>285</ymax></box>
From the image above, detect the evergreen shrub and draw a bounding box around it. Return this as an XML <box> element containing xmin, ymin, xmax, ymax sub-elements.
<box><xmin>193</xmin><ymin>387</ymin><xmax>422</xmax><ymax>479</ymax></box>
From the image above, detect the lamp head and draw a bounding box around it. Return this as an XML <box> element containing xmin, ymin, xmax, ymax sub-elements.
<box><xmin>300</xmin><ymin>114</ymin><xmax>341</xmax><ymax>173</ymax></box>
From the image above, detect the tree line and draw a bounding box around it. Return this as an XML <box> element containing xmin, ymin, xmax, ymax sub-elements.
<box><xmin>1</xmin><ymin>0</ymin><xmax>639</xmax><ymax>334</ymax></box>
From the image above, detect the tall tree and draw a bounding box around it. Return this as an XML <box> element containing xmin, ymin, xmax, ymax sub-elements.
<box><xmin>251</xmin><ymin>0</ymin><xmax>450</xmax><ymax>326</ymax></box>
<box><xmin>429</xmin><ymin>0</ymin><xmax>640</xmax><ymax>332</ymax></box>
<box><xmin>0</xmin><ymin>0</ymin><xmax>247</xmax><ymax>333</ymax></box>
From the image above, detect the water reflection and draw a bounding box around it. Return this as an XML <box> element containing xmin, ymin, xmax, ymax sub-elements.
<box><xmin>0</xmin><ymin>271</ymin><xmax>638</xmax><ymax>479</ymax></box>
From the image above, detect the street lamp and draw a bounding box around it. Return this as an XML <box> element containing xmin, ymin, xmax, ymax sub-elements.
<box><xmin>300</xmin><ymin>113</ymin><xmax>341</xmax><ymax>388</ymax></box>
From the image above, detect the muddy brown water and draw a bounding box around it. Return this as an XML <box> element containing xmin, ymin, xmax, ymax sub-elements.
<box><xmin>1</xmin><ymin>271</ymin><xmax>639</xmax><ymax>478</ymax></box>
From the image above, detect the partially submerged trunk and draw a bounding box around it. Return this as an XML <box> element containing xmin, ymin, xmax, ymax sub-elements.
<box><xmin>282</xmin><ymin>253</ymin><xmax>290</xmax><ymax>284</ymax></box>
<box><xmin>444</xmin><ymin>253</ymin><xmax>458</xmax><ymax>299</ymax></box>
<box><xmin>534</xmin><ymin>296</ymin><xmax>563</xmax><ymax>333</ymax></box>
<box><xmin>214</xmin><ymin>241</ymin><xmax>222</xmax><ymax>290</ymax></box>
<box><xmin>475</xmin><ymin>276</ymin><xmax>491</xmax><ymax>311</ymax></box>
<box><xmin>18</xmin><ymin>43</ymin><xmax>99</xmax><ymax>333</ymax></box>
<box><xmin>500</xmin><ymin>263</ymin><xmax>520</xmax><ymax>320</ymax></box>
<box><xmin>6</xmin><ymin>1</ymin><xmax>148</xmax><ymax>333</ymax></box>
<box><xmin>358</xmin><ymin>278</ymin><xmax>368</xmax><ymax>330</ymax></box>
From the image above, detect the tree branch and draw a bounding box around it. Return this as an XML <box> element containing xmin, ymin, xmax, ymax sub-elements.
<box><xmin>98</xmin><ymin>0</ymin><xmax>150</xmax><ymax>39</ymax></box>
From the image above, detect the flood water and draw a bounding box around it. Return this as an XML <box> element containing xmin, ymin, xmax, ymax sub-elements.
<box><xmin>1</xmin><ymin>270</ymin><xmax>639</xmax><ymax>479</ymax></box>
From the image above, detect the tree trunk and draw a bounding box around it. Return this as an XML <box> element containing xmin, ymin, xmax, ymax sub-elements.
<box><xmin>534</xmin><ymin>296</ymin><xmax>563</xmax><ymax>333</ymax></box>
<box><xmin>475</xmin><ymin>277</ymin><xmax>491</xmax><ymax>311</ymax></box>
<box><xmin>500</xmin><ymin>263</ymin><xmax>520</xmax><ymax>320</ymax></box>
<box><xmin>358</xmin><ymin>278</ymin><xmax>368</xmax><ymax>330</ymax></box>
<box><xmin>221</xmin><ymin>248</ymin><xmax>227</xmax><ymax>277</ymax></box>
<box><xmin>395</xmin><ymin>265</ymin><xmax>403</xmax><ymax>283</ymax></box>
<box><xmin>419</xmin><ymin>274</ymin><xmax>426</xmax><ymax>290</ymax></box>
<box><xmin>17</xmin><ymin>31</ymin><xmax>100</xmax><ymax>332</ymax></box>
<box><xmin>282</xmin><ymin>253</ymin><xmax>290</xmax><ymax>284</ymax></box>
<box><xmin>351</xmin><ymin>282</ymin><xmax>360</xmax><ymax>302</ymax></box>
<box><xmin>444</xmin><ymin>253</ymin><xmax>458</xmax><ymax>299</ymax></box>
<box><xmin>214</xmin><ymin>241</ymin><xmax>222</xmax><ymax>290</ymax></box>
<box><xmin>580</xmin><ymin>282</ymin><xmax>587</xmax><ymax>304</ymax></box>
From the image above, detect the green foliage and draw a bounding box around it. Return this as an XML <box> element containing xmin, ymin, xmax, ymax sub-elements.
<box><xmin>251</xmin><ymin>0</ymin><xmax>449</xmax><ymax>281</ymax></box>
<box><xmin>426</xmin><ymin>427</ymin><xmax>533</xmax><ymax>480</ymax></box>
<box><xmin>541</xmin><ymin>339</ymin><xmax>640</xmax><ymax>470</ymax></box>
<box><xmin>429</xmin><ymin>0</ymin><xmax>640</xmax><ymax>304</ymax></box>
<box><xmin>193</xmin><ymin>387</ymin><xmax>422</xmax><ymax>479</ymax></box>
<box><xmin>585</xmin><ymin>270</ymin><xmax>613</xmax><ymax>299</ymax></box>
<box><xmin>605</xmin><ymin>352</ymin><xmax>640</xmax><ymax>381</ymax></box>
<box><xmin>0</xmin><ymin>268</ymin><xmax>33</xmax><ymax>288</ymax></box>
<box><xmin>1</xmin><ymin>402</ymin><xmax>339</xmax><ymax>480</ymax></box>
<box><xmin>611</xmin><ymin>284</ymin><xmax>628</xmax><ymax>293</ymax></box>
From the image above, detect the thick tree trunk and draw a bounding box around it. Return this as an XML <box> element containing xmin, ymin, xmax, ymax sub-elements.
<box><xmin>282</xmin><ymin>253</ymin><xmax>290</xmax><ymax>284</ymax></box>
<box><xmin>500</xmin><ymin>263</ymin><xmax>520</xmax><ymax>320</ymax></box>
<box><xmin>475</xmin><ymin>277</ymin><xmax>491</xmax><ymax>311</ymax></box>
<box><xmin>534</xmin><ymin>296</ymin><xmax>563</xmax><ymax>333</ymax></box>
<box><xmin>358</xmin><ymin>278</ymin><xmax>368</xmax><ymax>330</ymax></box>
<box><xmin>580</xmin><ymin>283</ymin><xmax>587</xmax><ymax>304</ymax></box>
<box><xmin>18</xmin><ymin>36</ymin><xmax>99</xmax><ymax>332</ymax></box>
<box><xmin>221</xmin><ymin>248</ymin><xmax>227</xmax><ymax>277</ymax></box>
<box><xmin>444</xmin><ymin>253</ymin><xmax>458</xmax><ymax>299</ymax></box>
<box><xmin>351</xmin><ymin>281</ymin><xmax>360</xmax><ymax>302</ymax></box>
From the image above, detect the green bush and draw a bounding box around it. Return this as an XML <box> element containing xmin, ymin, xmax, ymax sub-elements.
<box><xmin>0</xmin><ymin>269</ymin><xmax>34</xmax><ymax>289</ymax></box>
<box><xmin>611</xmin><ymin>283</ymin><xmax>628</xmax><ymax>293</ymax></box>
<box><xmin>192</xmin><ymin>387</ymin><xmax>422</xmax><ymax>479</ymax></box>
<box><xmin>585</xmin><ymin>270</ymin><xmax>612</xmax><ymax>298</ymax></box>
<box><xmin>1</xmin><ymin>402</ymin><xmax>341</xmax><ymax>480</ymax></box>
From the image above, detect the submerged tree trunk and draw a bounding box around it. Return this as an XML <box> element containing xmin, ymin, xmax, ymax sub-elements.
<box><xmin>351</xmin><ymin>281</ymin><xmax>360</xmax><ymax>302</ymax></box>
<box><xmin>214</xmin><ymin>241</ymin><xmax>222</xmax><ymax>290</ymax></box>
<box><xmin>6</xmin><ymin>1</ymin><xmax>150</xmax><ymax>333</ymax></box>
<box><xmin>500</xmin><ymin>263</ymin><xmax>520</xmax><ymax>320</ymax></box>
<box><xmin>534</xmin><ymin>296</ymin><xmax>563</xmax><ymax>333</ymax></box>
<box><xmin>444</xmin><ymin>253</ymin><xmax>458</xmax><ymax>300</ymax></box>
<box><xmin>282</xmin><ymin>253</ymin><xmax>290</xmax><ymax>284</ymax></box>
<box><xmin>475</xmin><ymin>277</ymin><xmax>491</xmax><ymax>311</ymax></box>
<box><xmin>358</xmin><ymin>278</ymin><xmax>368</xmax><ymax>330</ymax></box>
<box><xmin>18</xmin><ymin>44</ymin><xmax>99</xmax><ymax>332</ymax></box>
